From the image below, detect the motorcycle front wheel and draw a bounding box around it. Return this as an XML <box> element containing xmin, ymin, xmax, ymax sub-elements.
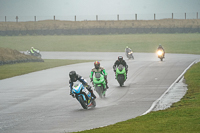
<box><xmin>78</xmin><ymin>96</ymin><xmax>88</xmax><ymax>109</ymax></box>
<box><xmin>96</xmin><ymin>86</ymin><xmax>103</xmax><ymax>98</ymax></box>
<box><xmin>117</xmin><ymin>74</ymin><xmax>125</xmax><ymax>87</ymax></box>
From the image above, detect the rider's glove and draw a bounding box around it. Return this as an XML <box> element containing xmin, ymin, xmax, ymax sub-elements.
<box><xmin>70</xmin><ymin>91</ymin><xmax>75</xmax><ymax>98</ymax></box>
<box><xmin>90</xmin><ymin>78</ymin><xmax>93</xmax><ymax>82</ymax></box>
<box><xmin>87</xmin><ymin>85</ymin><xmax>92</xmax><ymax>90</ymax></box>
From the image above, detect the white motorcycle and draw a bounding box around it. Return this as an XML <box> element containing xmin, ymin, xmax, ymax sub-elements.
<box><xmin>26</xmin><ymin>50</ymin><xmax>42</xmax><ymax>58</ymax></box>
<box><xmin>126</xmin><ymin>51</ymin><xmax>134</xmax><ymax>59</ymax></box>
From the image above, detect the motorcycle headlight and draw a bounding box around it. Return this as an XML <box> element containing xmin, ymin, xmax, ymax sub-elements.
<box><xmin>157</xmin><ymin>50</ymin><xmax>163</xmax><ymax>56</ymax></box>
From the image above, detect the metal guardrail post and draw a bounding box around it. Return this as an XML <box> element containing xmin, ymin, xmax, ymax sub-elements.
<box><xmin>185</xmin><ymin>13</ymin><xmax>186</xmax><ymax>19</ymax></box>
<box><xmin>16</xmin><ymin>16</ymin><xmax>18</xmax><ymax>22</ymax></box>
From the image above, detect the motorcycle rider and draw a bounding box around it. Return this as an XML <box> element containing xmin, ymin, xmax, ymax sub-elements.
<box><xmin>30</xmin><ymin>47</ymin><xmax>38</xmax><ymax>55</ymax></box>
<box><xmin>69</xmin><ymin>71</ymin><xmax>96</xmax><ymax>99</ymax></box>
<box><xmin>157</xmin><ymin>44</ymin><xmax>165</xmax><ymax>57</ymax></box>
<box><xmin>113</xmin><ymin>56</ymin><xmax>128</xmax><ymax>79</ymax></box>
<box><xmin>125</xmin><ymin>46</ymin><xmax>132</xmax><ymax>56</ymax></box>
<box><xmin>90</xmin><ymin>61</ymin><xmax>109</xmax><ymax>89</ymax></box>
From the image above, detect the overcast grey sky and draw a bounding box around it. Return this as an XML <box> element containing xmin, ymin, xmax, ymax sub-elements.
<box><xmin>0</xmin><ymin>0</ymin><xmax>200</xmax><ymax>21</ymax></box>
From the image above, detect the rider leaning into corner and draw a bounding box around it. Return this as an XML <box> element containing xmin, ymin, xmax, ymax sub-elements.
<box><xmin>30</xmin><ymin>47</ymin><xmax>38</xmax><ymax>55</ymax></box>
<box><xmin>69</xmin><ymin>71</ymin><xmax>96</xmax><ymax>99</ymax></box>
<box><xmin>125</xmin><ymin>46</ymin><xmax>132</xmax><ymax>57</ymax></box>
<box><xmin>113</xmin><ymin>56</ymin><xmax>128</xmax><ymax>79</ymax></box>
<box><xmin>157</xmin><ymin>44</ymin><xmax>165</xmax><ymax>58</ymax></box>
<box><xmin>90</xmin><ymin>61</ymin><xmax>109</xmax><ymax>89</ymax></box>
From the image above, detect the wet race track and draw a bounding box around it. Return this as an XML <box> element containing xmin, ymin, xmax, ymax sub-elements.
<box><xmin>0</xmin><ymin>52</ymin><xmax>200</xmax><ymax>133</ymax></box>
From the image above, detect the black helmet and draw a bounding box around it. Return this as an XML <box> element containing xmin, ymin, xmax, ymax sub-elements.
<box><xmin>118</xmin><ymin>56</ymin><xmax>123</xmax><ymax>62</ymax></box>
<box><xmin>69</xmin><ymin>71</ymin><xmax>77</xmax><ymax>80</ymax></box>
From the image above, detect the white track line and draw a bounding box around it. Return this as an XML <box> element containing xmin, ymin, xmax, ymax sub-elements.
<box><xmin>142</xmin><ymin>59</ymin><xmax>199</xmax><ymax>115</ymax></box>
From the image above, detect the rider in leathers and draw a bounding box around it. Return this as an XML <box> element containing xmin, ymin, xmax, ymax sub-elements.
<box><xmin>125</xmin><ymin>46</ymin><xmax>132</xmax><ymax>57</ymax></box>
<box><xmin>69</xmin><ymin>71</ymin><xmax>96</xmax><ymax>99</ymax></box>
<box><xmin>90</xmin><ymin>61</ymin><xmax>109</xmax><ymax>89</ymax></box>
<box><xmin>157</xmin><ymin>44</ymin><xmax>165</xmax><ymax>58</ymax></box>
<box><xmin>113</xmin><ymin>56</ymin><xmax>128</xmax><ymax>79</ymax></box>
<box><xmin>30</xmin><ymin>47</ymin><xmax>38</xmax><ymax>55</ymax></box>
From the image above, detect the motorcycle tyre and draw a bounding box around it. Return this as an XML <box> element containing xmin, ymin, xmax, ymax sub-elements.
<box><xmin>117</xmin><ymin>75</ymin><xmax>125</xmax><ymax>87</ymax></box>
<box><xmin>91</xmin><ymin>99</ymin><xmax>96</xmax><ymax>107</ymax></box>
<box><xmin>78</xmin><ymin>96</ymin><xmax>88</xmax><ymax>109</ymax></box>
<box><xmin>37</xmin><ymin>53</ymin><xmax>42</xmax><ymax>58</ymax></box>
<box><xmin>127</xmin><ymin>54</ymin><xmax>134</xmax><ymax>59</ymax></box>
<box><xmin>129</xmin><ymin>54</ymin><xmax>134</xmax><ymax>59</ymax></box>
<box><xmin>96</xmin><ymin>86</ymin><xmax>103</xmax><ymax>98</ymax></box>
<box><xmin>131</xmin><ymin>54</ymin><xmax>134</xmax><ymax>59</ymax></box>
<box><xmin>159</xmin><ymin>56</ymin><xmax>163</xmax><ymax>61</ymax></box>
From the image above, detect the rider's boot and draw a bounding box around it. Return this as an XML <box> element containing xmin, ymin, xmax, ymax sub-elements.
<box><xmin>91</xmin><ymin>92</ymin><xmax>96</xmax><ymax>99</ymax></box>
<box><xmin>126</xmin><ymin>71</ymin><xmax>128</xmax><ymax>80</ymax></box>
<box><xmin>87</xmin><ymin>85</ymin><xmax>96</xmax><ymax>99</ymax></box>
<box><xmin>106</xmin><ymin>82</ymin><xmax>109</xmax><ymax>89</ymax></box>
<box><xmin>89</xmin><ymin>89</ymin><xmax>96</xmax><ymax>99</ymax></box>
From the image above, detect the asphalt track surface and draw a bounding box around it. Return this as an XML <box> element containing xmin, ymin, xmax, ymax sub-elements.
<box><xmin>0</xmin><ymin>52</ymin><xmax>199</xmax><ymax>133</ymax></box>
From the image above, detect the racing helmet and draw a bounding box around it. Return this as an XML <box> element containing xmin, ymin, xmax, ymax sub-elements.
<box><xmin>118</xmin><ymin>56</ymin><xmax>123</xmax><ymax>62</ymax></box>
<box><xmin>69</xmin><ymin>71</ymin><xmax>77</xmax><ymax>80</ymax></box>
<box><xmin>94</xmin><ymin>61</ymin><xmax>100</xmax><ymax>69</ymax></box>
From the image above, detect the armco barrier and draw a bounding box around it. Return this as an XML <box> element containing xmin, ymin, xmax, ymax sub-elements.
<box><xmin>0</xmin><ymin>27</ymin><xmax>199</xmax><ymax>36</ymax></box>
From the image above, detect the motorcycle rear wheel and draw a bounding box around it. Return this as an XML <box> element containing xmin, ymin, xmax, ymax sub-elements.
<box><xmin>91</xmin><ymin>100</ymin><xmax>96</xmax><ymax>107</ymax></box>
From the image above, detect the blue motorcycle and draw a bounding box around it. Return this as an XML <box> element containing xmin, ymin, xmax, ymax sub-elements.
<box><xmin>72</xmin><ymin>83</ymin><xmax>96</xmax><ymax>109</ymax></box>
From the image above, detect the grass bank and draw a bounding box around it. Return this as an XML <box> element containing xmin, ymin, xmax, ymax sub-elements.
<box><xmin>0</xmin><ymin>59</ymin><xmax>93</xmax><ymax>80</ymax></box>
<box><xmin>0</xmin><ymin>19</ymin><xmax>200</xmax><ymax>30</ymax></box>
<box><xmin>0</xmin><ymin>34</ymin><xmax>200</xmax><ymax>54</ymax></box>
<box><xmin>75</xmin><ymin>62</ymin><xmax>200</xmax><ymax>133</ymax></box>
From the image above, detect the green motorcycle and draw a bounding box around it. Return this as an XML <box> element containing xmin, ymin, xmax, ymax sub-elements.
<box><xmin>93</xmin><ymin>73</ymin><xmax>107</xmax><ymax>98</ymax></box>
<box><xmin>116</xmin><ymin>64</ymin><xmax>127</xmax><ymax>86</ymax></box>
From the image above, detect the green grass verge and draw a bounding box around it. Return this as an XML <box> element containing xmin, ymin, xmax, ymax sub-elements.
<box><xmin>0</xmin><ymin>59</ymin><xmax>93</xmax><ymax>80</ymax></box>
<box><xmin>0</xmin><ymin>34</ymin><xmax>200</xmax><ymax>54</ymax></box>
<box><xmin>74</xmin><ymin>62</ymin><xmax>200</xmax><ymax>133</ymax></box>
